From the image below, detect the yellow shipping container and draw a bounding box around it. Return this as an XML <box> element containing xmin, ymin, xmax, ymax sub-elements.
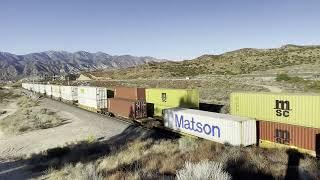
<box><xmin>230</xmin><ymin>92</ymin><xmax>320</xmax><ymax>128</ymax></box>
<box><xmin>146</xmin><ymin>88</ymin><xmax>199</xmax><ymax>117</ymax></box>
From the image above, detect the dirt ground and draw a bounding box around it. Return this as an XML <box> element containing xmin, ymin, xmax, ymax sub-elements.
<box><xmin>0</xmin><ymin>95</ymin><xmax>132</xmax><ymax>179</ymax></box>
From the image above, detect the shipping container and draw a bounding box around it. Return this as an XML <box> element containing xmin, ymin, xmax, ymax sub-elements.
<box><xmin>114</xmin><ymin>87</ymin><xmax>145</xmax><ymax>100</ymax></box>
<box><xmin>146</xmin><ymin>88</ymin><xmax>199</xmax><ymax>117</ymax></box>
<box><xmin>61</xmin><ymin>86</ymin><xmax>78</xmax><ymax>102</ymax></box>
<box><xmin>39</xmin><ymin>84</ymin><xmax>46</xmax><ymax>94</ymax></box>
<box><xmin>45</xmin><ymin>85</ymin><xmax>52</xmax><ymax>96</ymax></box>
<box><xmin>108</xmin><ymin>98</ymin><xmax>147</xmax><ymax>119</ymax></box>
<box><xmin>231</xmin><ymin>92</ymin><xmax>320</xmax><ymax>128</ymax></box>
<box><xmin>78</xmin><ymin>86</ymin><xmax>108</xmax><ymax>112</ymax></box>
<box><xmin>164</xmin><ymin>108</ymin><xmax>257</xmax><ymax>146</ymax></box>
<box><xmin>51</xmin><ymin>85</ymin><xmax>61</xmax><ymax>99</ymax></box>
<box><xmin>258</xmin><ymin>121</ymin><xmax>320</xmax><ymax>157</ymax></box>
<box><xmin>33</xmin><ymin>84</ymin><xmax>40</xmax><ymax>93</ymax></box>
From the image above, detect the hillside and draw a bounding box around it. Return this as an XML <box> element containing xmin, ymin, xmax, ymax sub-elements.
<box><xmin>90</xmin><ymin>45</ymin><xmax>320</xmax><ymax>79</ymax></box>
<box><xmin>0</xmin><ymin>51</ymin><xmax>166</xmax><ymax>80</ymax></box>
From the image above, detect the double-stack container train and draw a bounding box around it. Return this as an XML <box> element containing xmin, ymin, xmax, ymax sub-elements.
<box><xmin>77</xmin><ymin>86</ymin><xmax>109</xmax><ymax>113</ymax></box>
<box><xmin>21</xmin><ymin>83</ymin><xmax>320</xmax><ymax>157</ymax></box>
<box><xmin>231</xmin><ymin>92</ymin><xmax>320</xmax><ymax>157</ymax></box>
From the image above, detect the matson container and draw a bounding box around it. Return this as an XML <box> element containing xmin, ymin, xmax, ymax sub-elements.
<box><xmin>51</xmin><ymin>85</ymin><xmax>61</xmax><ymax>99</ymax></box>
<box><xmin>108</xmin><ymin>98</ymin><xmax>147</xmax><ymax>119</ymax></box>
<box><xmin>164</xmin><ymin>108</ymin><xmax>257</xmax><ymax>146</ymax></box>
<box><xmin>78</xmin><ymin>86</ymin><xmax>108</xmax><ymax>112</ymax></box>
<box><xmin>146</xmin><ymin>88</ymin><xmax>199</xmax><ymax>117</ymax></box>
<box><xmin>39</xmin><ymin>84</ymin><xmax>46</xmax><ymax>94</ymax></box>
<box><xmin>45</xmin><ymin>85</ymin><xmax>52</xmax><ymax>96</ymax></box>
<box><xmin>114</xmin><ymin>87</ymin><xmax>145</xmax><ymax>100</ymax></box>
<box><xmin>259</xmin><ymin>121</ymin><xmax>320</xmax><ymax>157</ymax></box>
<box><xmin>61</xmin><ymin>86</ymin><xmax>78</xmax><ymax>102</ymax></box>
<box><xmin>231</xmin><ymin>92</ymin><xmax>320</xmax><ymax>129</ymax></box>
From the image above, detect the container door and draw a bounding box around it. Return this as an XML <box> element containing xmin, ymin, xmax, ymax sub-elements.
<box><xmin>316</xmin><ymin>134</ymin><xmax>320</xmax><ymax>158</ymax></box>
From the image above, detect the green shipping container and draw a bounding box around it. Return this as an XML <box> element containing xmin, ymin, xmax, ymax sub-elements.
<box><xmin>146</xmin><ymin>88</ymin><xmax>199</xmax><ymax>117</ymax></box>
<box><xmin>230</xmin><ymin>92</ymin><xmax>320</xmax><ymax>128</ymax></box>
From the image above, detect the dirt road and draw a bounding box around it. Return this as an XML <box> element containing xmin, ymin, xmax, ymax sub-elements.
<box><xmin>0</xmin><ymin>98</ymin><xmax>130</xmax><ymax>158</ymax></box>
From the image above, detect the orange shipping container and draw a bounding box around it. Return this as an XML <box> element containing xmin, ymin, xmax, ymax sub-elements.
<box><xmin>114</xmin><ymin>87</ymin><xmax>145</xmax><ymax>100</ymax></box>
<box><xmin>108</xmin><ymin>98</ymin><xmax>147</xmax><ymax>119</ymax></box>
<box><xmin>259</xmin><ymin>120</ymin><xmax>320</xmax><ymax>156</ymax></box>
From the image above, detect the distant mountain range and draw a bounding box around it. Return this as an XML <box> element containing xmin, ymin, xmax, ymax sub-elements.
<box><xmin>0</xmin><ymin>51</ymin><xmax>166</xmax><ymax>80</ymax></box>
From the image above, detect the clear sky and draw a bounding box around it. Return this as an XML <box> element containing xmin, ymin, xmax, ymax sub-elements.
<box><xmin>1</xmin><ymin>0</ymin><xmax>319</xmax><ymax>60</ymax></box>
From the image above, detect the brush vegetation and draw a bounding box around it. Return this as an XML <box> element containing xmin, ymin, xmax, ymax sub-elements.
<box><xmin>89</xmin><ymin>45</ymin><xmax>320</xmax><ymax>79</ymax></box>
<box><xmin>0</xmin><ymin>97</ymin><xmax>66</xmax><ymax>135</ymax></box>
<box><xmin>42</xmin><ymin>136</ymin><xmax>319</xmax><ymax>180</ymax></box>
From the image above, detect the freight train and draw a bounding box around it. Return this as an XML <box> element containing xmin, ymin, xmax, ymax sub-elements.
<box><xmin>21</xmin><ymin>83</ymin><xmax>320</xmax><ymax>157</ymax></box>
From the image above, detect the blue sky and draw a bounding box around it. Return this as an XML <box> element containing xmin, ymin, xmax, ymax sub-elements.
<box><xmin>0</xmin><ymin>0</ymin><xmax>319</xmax><ymax>60</ymax></box>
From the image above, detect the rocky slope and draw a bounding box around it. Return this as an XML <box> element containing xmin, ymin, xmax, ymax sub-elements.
<box><xmin>0</xmin><ymin>51</ymin><xmax>165</xmax><ymax>80</ymax></box>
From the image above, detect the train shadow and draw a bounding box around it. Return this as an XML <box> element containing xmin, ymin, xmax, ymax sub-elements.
<box><xmin>0</xmin><ymin>124</ymin><xmax>180</xmax><ymax>179</ymax></box>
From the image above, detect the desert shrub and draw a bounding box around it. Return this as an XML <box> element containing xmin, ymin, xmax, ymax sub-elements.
<box><xmin>47</xmin><ymin>163</ymin><xmax>103</xmax><ymax>180</ymax></box>
<box><xmin>0</xmin><ymin>107</ymin><xmax>65</xmax><ymax>134</ymax></box>
<box><xmin>176</xmin><ymin>160</ymin><xmax>231</xmax><ymax>180</ymax></box>
<box><xmin>276</xmin><ymin>73</ymin><xmax>291</xmax><ymax>81</ymax></box>
<box><xmin>178</xmin><ymin>136</ymin><xmax>198</xmax><ymax>153</ymax></box>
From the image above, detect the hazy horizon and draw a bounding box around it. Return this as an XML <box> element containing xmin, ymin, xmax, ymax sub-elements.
<box><xmin>1</xmin><ymin>0</ymin><xmax>320</xmax><ymax>60</ymax></box>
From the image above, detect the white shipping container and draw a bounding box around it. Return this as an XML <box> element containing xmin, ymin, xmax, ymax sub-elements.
<box><xmin>33</xmin><ymin>84</ymin><xmax>40</xmax><ymax>93</ymax></box>
<box><xmin>39</xmin><ymin>84</ymin><xmax>46</xmax><ymax>94</ymax></box>
<box><xmin>61</xmin><ymin>86</ymin><xmax>78</xmax><ymax>101</ymax></box>
<box><xmin>45</xmin><ymin>85</ymin><xmax>52</xmax><ymax>96</ymax></box>
<box><xmin>164</xmin><ymin>108</ymin><xmax>257</xmax><ymax>146</ymax></box>
<box><xmin>51</xmin><ymin>85</ymin><xmax>61</xmax><ymax>98</ymax></box>
<box><xmin>78</xmin><ymin>86</ymin><xmax>107</xmax><ymax>109</ymax></box>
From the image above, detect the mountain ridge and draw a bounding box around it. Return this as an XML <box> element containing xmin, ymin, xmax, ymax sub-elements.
<box><xmin>0</xmin><ymin>51</ymin><xmax>166</xmax><ymax>80</ymax></box>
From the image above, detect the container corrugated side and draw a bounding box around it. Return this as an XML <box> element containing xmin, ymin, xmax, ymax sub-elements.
<box><xmin>259</xmin><ymin>120</ymin><xmax>320</xmax><ymax>156</ymax></box>
<box><xmin>61</xmin><ymin>86</ymin><xmax>78</xmax><ymax>101</ymax></box>
<box><xmin>164</xmin><ymin>108</ymin><xmax>256</xmax><ymax>146</ymax></box>
<box><xmin>114</xmin><ymin>87</ymin><xmax>145</xmax><ymax>100</ymax></box>
<box><xmin>51</xmin><ymin>85</ymin><xmax>61</xmax><ymax>98</ymax></box>
<box><xmin>146</xmin><ymin>88</ymin><xmax>199</xmax><ymax>117</ymax></box>
<box><xmin>78</xmin><ymin>86</ymin><xmax>107</xmax><ymax>110</ymax></box>
<box><xmin>39</xmin><ymin>84</ymin><xmax>46</xmax><ymax>94</ymax></box>
<box><xmin>108</xmin><ymin>98</ymin><xmax>147</xmax><ymax>119</ymax></box>
<box><xmin>45</xmin><ymin>85</ymin><xmax>52</xmax><ymax>96</ymax></box>
<box><xmin>231</xmin><ymin>92</ymin><xmax>320</xmax><ymax>128</ymax></box>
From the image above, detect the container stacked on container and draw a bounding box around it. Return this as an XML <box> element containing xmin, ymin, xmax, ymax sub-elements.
<box><xmin>77</xmin><ymin>86</ymin><xmax>109</xmax><ymax>113</ymax></box>
<box><xmin>146</xmin><ymin>88</ymin><xmax>200</xmax><ymax>117</ymax></box>
<box><xmin>231</xmin><ymin>92</ymin><xmax>320</xmax><ymax>157</ymax></box>
<box><xmin>164</xmin><ymin>108</ymin><xmax>257</xmax><ymax>146</ymax></box>
<box><xmin>108</xmin><ymin>87</ymin><xmax>147</xmax><ymax>119</ymax></box>
<box><xmin>61</xmin><ymin>86</ymin><xmax>78</xmax><ymax>103</ymax></box>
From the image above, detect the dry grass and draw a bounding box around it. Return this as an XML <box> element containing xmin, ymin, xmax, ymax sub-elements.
<box><xmin>0</xmin><ymin>97</ymin><xmax>66</xmax><ymax>135</ymax></box>
<box><xmin>44</xmin><ymin>137</ymin><xmax>320</xmax><ymax>180</ymax></box>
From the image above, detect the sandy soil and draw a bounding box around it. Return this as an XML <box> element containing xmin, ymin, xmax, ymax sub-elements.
<box><xmin>0</xmin><ymin>97</ymin><xmax>131</xmax><ymax>179</ymax></box>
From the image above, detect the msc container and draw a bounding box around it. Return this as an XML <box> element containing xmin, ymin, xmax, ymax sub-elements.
<box><xmin>78</xmin><ymin>86</ymin><xmax>108</xmax><ymax>112</ymax></box>
<box><xmin>45</xmin><ymin>85</ymin><xmax>52</xmax><ymax>97</ymax></box>
<box><xmin>51</xmin><ymin>85</ymin><xmax>61</xmax><ymax>99</ymax></box>
<box><xmin>114</xmin><ymin>87</ymin><xmax>145</xmax><ymax>100</ymax></box>
<box><xmin>39</xmin><ymin>84</ymin><xmax>46</xmax><ymax>94</ymax></box>
<box><xmin>231</xmin><ymin>92</ymin><xmax>320</xmax><ymax>129</ymax></box>
<box><xmin>259</xmin><ymin>121</ymin><xmax>320</xmax><ymax>157</ymax></box>
<box><xmin>61</xmin><ymin>86</ymin><xmax>78</xmax><ymax>102</ymax></box>
<box><xmin>146</xmin><ymin>88</ymin><xmax>199</xmax><ymax>117</ymax></box>
<box><xmin>108</xmin><ymin>98</ymin><xmax>147</xmax><ymax>119</ymax></box>
<box><xmin>164</xmin><ymin>108</ymin><xmax>257</xmax><ymax>146</ymax></box>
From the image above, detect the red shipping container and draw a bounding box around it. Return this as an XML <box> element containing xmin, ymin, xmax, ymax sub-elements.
<box><xmin>108</xmin><ymin>98</ymin><xmax>147</xmax><ymax>119</ymax></box>
<box><xmin>114</xmin><ymin>87</ymin><xmax>145</xmax><ymax>100</ymax></box>
<box><xmin>259</xmin><ymin>120</ymin><xmax>320</xmax><ymax>154</ymax></box>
